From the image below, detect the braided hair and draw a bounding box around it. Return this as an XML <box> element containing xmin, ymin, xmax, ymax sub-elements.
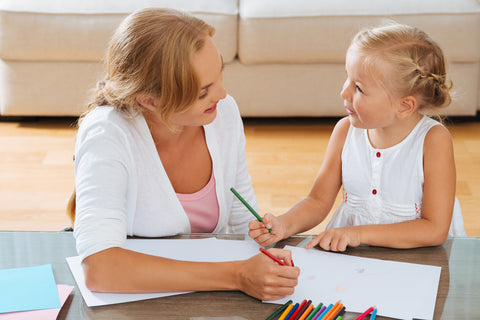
<box><xmin>350</xmin><ymin>22</ymin><xmax>453</xmax><ymax>115</ymax></box>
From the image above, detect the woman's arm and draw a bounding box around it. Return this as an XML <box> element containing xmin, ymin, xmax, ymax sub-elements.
<box><xmin>307</xmin><ymin>124</ymin><xmax>456</xmax><ymax>251</ymax></box>
<box><xmin>82</xmin><ymin>246</ymin><xmax>299</xmax><ymax>301</ymax></box>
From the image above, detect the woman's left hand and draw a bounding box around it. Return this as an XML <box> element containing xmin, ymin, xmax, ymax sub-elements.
<box><xmin>305</xmin><ymin>227</ymin><xmax>361</xmax><ymax>252</ymax></box>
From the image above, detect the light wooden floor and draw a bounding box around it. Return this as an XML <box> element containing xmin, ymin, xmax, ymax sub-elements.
<box><xmin>1</xmin><ymin>116</ymin><xmax>479</xmax><ymax>236</ymax></box>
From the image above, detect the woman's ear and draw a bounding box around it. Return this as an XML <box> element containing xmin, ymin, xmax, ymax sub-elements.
<box><xmin>136</xmin><ymin>94</ymin><xmax>157</xmax><ymax>112</ymax></box>
<box><xmin>397</xmin><ymin>95</ymin><xmax>417</xmax><ymax>119</ymax></box>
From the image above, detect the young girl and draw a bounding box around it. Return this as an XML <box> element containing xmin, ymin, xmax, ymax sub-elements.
<box><xmin>249</xmin><ymin>23</ymin><xmax>466</xmax><ymax>251</ymax></box>
<box><xmin>67</xmin><ymin>8</ymin><xmax>298</xmax><ymax>301</ymax></box>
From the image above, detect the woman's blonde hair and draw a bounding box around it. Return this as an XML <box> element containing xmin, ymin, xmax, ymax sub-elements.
<box><xmin>85</xmin><ymin>7</ymin><xmax>215</xmax><ymax>121</ymax></box>
<box><xmin>67</xmin><ymin>8</ymin><xmax>215</xmax><ymax>227</ymax></box>
<box><xmin>350</xmin><ymin>22</ymin><xmax>453</xmax><ymax>115</ymax></box>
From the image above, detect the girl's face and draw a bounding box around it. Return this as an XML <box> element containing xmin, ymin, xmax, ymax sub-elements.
<box><xmin>341</xmin><ymin>49</ymin><xmax>400</xmax><ymax>129</ymax></box>
<box><xmin>168</xmin><ymin>36</ymin><xmax>226</xmax><ymax>129</ymax></box>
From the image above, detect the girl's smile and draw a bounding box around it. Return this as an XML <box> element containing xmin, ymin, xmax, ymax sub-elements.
<box><xmin>345</xmin><ymin>105</ymin><xmax>355</xmax><ymax>115</ymax></box>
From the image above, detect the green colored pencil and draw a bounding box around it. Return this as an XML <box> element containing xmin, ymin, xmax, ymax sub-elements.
<box><xmin>266</xmin><ymin>300</ymin><xmax>292</xmax><ymax>320</ymax></box>
<box><xmin>305</xmin><ymin>303</ymin><xmax>324</xmax><ymax>320</ymax></box>
<box><xmin>230</xmin><ymin>187</ymin><xmax>272</xmax><ymax>232</ymax></box>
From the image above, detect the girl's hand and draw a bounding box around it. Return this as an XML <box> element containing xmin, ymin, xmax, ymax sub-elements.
<box><xmin>237</xmin><ymin>248</ymin><xmax>300</xmax><ymax>301</ymax></box>
<box><xmin>248</xmin><ymin>213</ymin><xmax>286</xmax><ymax>247</ymax></box>
<box><xmin>305</xmin><ymin>227</ymin><xmax>361</xmax><ymax>252</ymax></box>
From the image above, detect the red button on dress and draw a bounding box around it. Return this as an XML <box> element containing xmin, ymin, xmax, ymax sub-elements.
<box><xmin>376</xmin><ymin>152</ymin><xmax>381</xmax><ymax>158</ymax></box>
<box><xmin>372</xmin><ymin>189</ymin><xmax>377</xmax><ymax>195</ymax></box>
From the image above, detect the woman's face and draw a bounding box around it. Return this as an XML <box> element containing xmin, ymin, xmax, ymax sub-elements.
<box><xmin>168</xmin><ymin>36</ymin><xmax>226</xmax><ymax>129</ymax></box>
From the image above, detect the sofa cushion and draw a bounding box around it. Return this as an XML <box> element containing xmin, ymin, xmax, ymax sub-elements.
<box><xmin>0</xmin><ymin>60</ymin><xmax>104</xmax><ymax>116</ymax></box>
<box><xmin>0</xmin><ymin>0</ymin><xmax>238</xmax><ymax>63</ymax></box>
<box><xmin>239</xmin><ymin>0</ymin><xmax>480</xmax><ymax>64</ymax></box>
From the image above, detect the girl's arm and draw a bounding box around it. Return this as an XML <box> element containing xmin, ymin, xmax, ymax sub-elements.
<box><xmin>82</xmin><ymin>246</ymin><xmax>299</xmax><ymax>301</ymax></box>
<box><xmin>307</xmin><ymin>124</ymin><xmax>456</xmax><ymax>251</ymax></box>
<box><xmin>249</xmin><ymin>117</ymin><xmax>350</xmax><ymax>246</ymax></box>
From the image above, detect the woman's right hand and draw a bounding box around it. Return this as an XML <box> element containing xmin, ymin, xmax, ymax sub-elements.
<box><xmin>248</xmin><ymin>213</ymin><xmax>286</xmax><ymax>247</ymax></box>
<box><xmin>236</xmin><ymin>248</ymin><xmax>299</xmax><ymax>301</ymax></box>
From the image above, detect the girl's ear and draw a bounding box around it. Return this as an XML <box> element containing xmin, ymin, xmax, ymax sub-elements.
<box><xmin>136</xmin><ymin>94</ymin><xmax>157</xmax><ymax>112</ymax></box>
<box><xmin>397</xmin><ymin>95</ymin><xmax>417</xmax><ymax>119</ymax></box>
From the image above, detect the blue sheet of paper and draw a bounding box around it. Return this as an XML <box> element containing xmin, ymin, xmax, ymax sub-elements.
<box><xmin>0</xmin><ymin>264</ymin><xmax>61</xmax><ymax>314</ymax></box>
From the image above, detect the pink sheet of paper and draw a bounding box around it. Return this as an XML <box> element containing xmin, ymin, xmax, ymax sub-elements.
<box><xmin>0</xmin><ymin>284</ymin><xmax>74</xmax><ymax>320</ymax></box>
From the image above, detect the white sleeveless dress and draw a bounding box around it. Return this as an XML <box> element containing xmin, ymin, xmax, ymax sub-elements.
<box><xmin>327</xmin><ymin>116</ymin><xmax>466</xmax><ymax>236</ymax></box>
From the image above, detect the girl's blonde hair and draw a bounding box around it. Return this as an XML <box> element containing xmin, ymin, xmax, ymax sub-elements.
<box><xmin>350</xmin><ymin>22</ymin><xmax>453</xmax><ymax>115</ymax></box>
<box><xmin>67</xmin><ymin>8</ymin><xmax>215</xmax><ymax>227</ymax></box>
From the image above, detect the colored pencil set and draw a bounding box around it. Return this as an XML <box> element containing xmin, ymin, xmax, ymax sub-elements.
<box><xmin>267</xmin><ymin>301</ymin><xmax>378</xmax><ymax>320</ymax></box>
<box><xmin>266</xmin><ymin>299</ymin><xmax>345</xmax><ymax>320</ymax></box>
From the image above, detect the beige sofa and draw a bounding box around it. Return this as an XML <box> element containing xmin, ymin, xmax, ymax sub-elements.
<box><xmin>0</xmin><ymin>0</ymin><xmax>479</xmax><ymax>117</ymax></box>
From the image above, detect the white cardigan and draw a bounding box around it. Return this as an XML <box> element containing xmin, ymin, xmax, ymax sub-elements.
<box><xmin>73</xmin><ymin>95</ymin><xmax>257</xmax><ymax>260</ymax></box>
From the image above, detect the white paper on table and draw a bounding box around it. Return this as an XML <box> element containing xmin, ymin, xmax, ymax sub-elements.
<box><xmin>267</xmin><ymin>246</ymin><xmax>441</xmax><ymax>320</ymax></box>
<box><xmin>66</xmin><ymin>238</ymin><xmax>260</xmax><ymax>307</ymax></box>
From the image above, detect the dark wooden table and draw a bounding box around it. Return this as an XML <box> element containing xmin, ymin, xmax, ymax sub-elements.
<box><xmin>0</xmin><ymin>231</ymin><xmax>479</xmax><ymax>319</ymax></box>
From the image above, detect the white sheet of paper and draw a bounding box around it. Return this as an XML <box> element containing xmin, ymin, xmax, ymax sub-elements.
<box><xmin>66</xmin><ymin>238</ymin><xmax>260</xmax><ymax>307</ymax></box>
<box><xmin>267</xmin><ymin>246</ymin><xmax>441</xmax><ymax>320</ymax></box>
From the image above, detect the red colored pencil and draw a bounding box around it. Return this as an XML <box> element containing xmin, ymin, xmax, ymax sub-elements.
<box><xmin>289</xmin><ymin>299</ymin><xmax>307</xmax><ymax>320</ymax></box>
<box><xmin>354</xmin><ymin>306</ymin><xmax>374</xmax><ymax>320</ymax></box>
<box><xmin>260</xmin><ymin>247</ymin><xmax>286</xmax><ymax>266</ymax></box>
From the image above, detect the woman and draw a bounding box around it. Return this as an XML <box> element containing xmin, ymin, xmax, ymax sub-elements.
<box><xmin>67</xmin><ymin>8</ymin><xmax>298</xmax><ymax>301</ymax></box>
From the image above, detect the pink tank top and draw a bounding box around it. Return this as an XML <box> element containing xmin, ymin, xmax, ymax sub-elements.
<box><xmin>176</xmin><ymin>171</ymin><xmax>219</xmax><ymax>233</ymax></box>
